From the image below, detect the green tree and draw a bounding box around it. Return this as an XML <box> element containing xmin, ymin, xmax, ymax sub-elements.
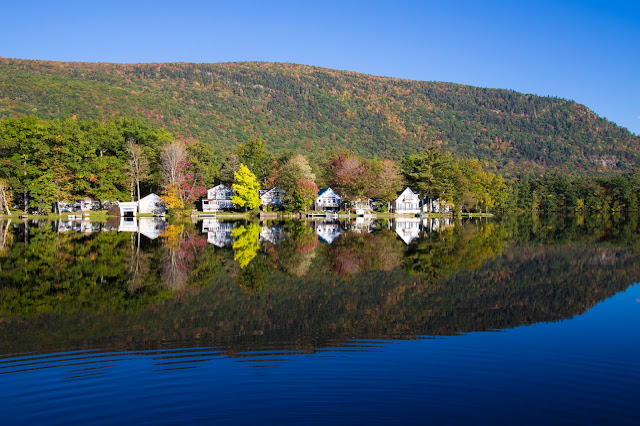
<box><xmin>402</xmin><ymin>148</ymin><xmax>459</xmax><ymax>204</ymax></box>
<box><xmin>290</xmin><ymin>179</ymin><xmax>318</xmax><ymax>213</ymax></box>
<box><xmin>236</xmin><ymin>137</ymin><xmax>272</xmax><ymax>184</ymax></box>
<box><xmin>275</xmin><ymin>154</ymin><xmax>316</xmax><ymax>207</ymax></box>
<box><xmin>220</xmin><ymin>154</ymin><xmax>241</xmax><ymax>187</ymax></box>
<box><xmin>231</xmin><ymin>164</ymin><xmax>261</xmax><ymax>212</ymax></box>
<box><xmin>370</xmin><ymin>159</ymin><xmax>405</xmax><ymax>209</ymax></box>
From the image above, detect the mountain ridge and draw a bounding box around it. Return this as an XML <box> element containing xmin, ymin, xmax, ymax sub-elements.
<box><xmin>1</xmin><ymin>57</ymin><xmax>638</xmax><ymax>176</ymax></box>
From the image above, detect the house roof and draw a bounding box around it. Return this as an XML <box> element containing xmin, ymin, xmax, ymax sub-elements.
<box><xmin>140</xmin><ymin>193</ymin><xmax>161</xmax><ymax>201</ymax></box>
<box><xmin>396</xmin><ymin>187</ymin><xmax>420</xmax><ymax>199</ymax></box>
<box><xmin>209</xmin><ymin>184</ymin><xmax>232</xmax><ymax>191</ymax></box>
<box><xmin>259</xmin><ymin>187</ymin><xmax>284</xmax><ymax>198</ymax></box>
<box><xmin>318</xmin><ymin>187</ymin><xmax>341</xmax><ymax>198</ymax></box>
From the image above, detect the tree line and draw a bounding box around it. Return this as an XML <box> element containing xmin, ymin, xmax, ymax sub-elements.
<box><xmin>0</xmin><ymin>116</ymin><xmax>217</xmax><ymax>213</ymax></box>
<box><xmin>1</xmin><ymin>115</ymin><xmax>639</xmax><ymax>215</ymax></box>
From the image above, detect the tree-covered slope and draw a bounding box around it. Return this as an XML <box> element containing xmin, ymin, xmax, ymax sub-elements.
<box><xmin>1</xmin><ymin>58</ymin><xmax>638</xmax><ymax>175</ymax></box>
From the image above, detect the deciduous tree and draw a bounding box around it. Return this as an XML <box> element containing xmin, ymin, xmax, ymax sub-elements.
<box><xmin>290</xmin><ymin>179</ymin><xmax>318</xmax><ymax>213</ymax></box>
<box><xmin>231</xmin><ymin>164</ymin><xmax>261</xmax><ymax>212</ymax></box>
<box><xmin>125</xmin><ymin>138</ymin><xmax>150</xmax><ymax>203</ymax></box>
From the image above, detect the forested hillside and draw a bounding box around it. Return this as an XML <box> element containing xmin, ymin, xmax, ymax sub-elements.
<box><xmin>1</xmin><ymin>58</ymin><xmax>639</xmax><ymax>175</ymax></box>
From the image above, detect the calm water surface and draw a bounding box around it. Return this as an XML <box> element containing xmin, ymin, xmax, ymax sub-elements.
<box><xmin>0</xmin><ymin>215</ymin><xmax>639</xmax><ymax>424</ymax></box>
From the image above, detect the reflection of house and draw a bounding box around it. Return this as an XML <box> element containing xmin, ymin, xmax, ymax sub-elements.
<box><xmin>138</xmin><ymin>217</ymin><xmax>167</xmax><ymax>240</ymax></box>
<box><xmin>80</xmin><ymin>221</ymin><xmax>102</xmax><ymax>234</ymax></box>
<box><xmin>347</xmin><ymin>217</ymin><xmax>373</xmax><ymax>233</ymax></box>
<box><xmin>260</xmin><ymin>224</ymin><xmax>285</xmax><ymax>245</ymax></box>
<box><xmin>202</xmin><ymin>219</ymin><xmax>234</xmax><ymax>247</ymax></box>
<box><xmin>314</xmin><ymin>188</ymin><xmax>342</xmax><ymax>212</ymax></box>
<box><xmin>57</xmin><ymin>220</ymin><xmax>82</xmax><ymax>233</ymax></box>
<box><xmin>119</xmin><ymin>216</ymin><xmax>139</xmax><ymax>233</ymax></box>
<box><xmin>138</xmin><ymin>193</ymin><xmax>166</xmax><ymax>215</ymax></box>
<box><xmin>117</xmin><ymin>217</ymin><xmax>166</xmax><ymax>239</ymax></box>
<box><xmin>259</xmin><ymin>187</ymin><xmax>285</xmax><ymax>209</ymax></box>
<box><xmin>57</xmin><ymin>220</ymin><xmax>104</xmax><ymax>233</ymax></box>
<box><xmin>202</xmin><ymin>185</ymin><xmax>234</xmax><ymax>212</ymax></box>
<box><xmin>313</xmin><ymin>220</ymin><xmax>342</xmax><ymax>244</ymax></box>
<box><xmin>392</xmin><ymin>188</ymin><xmax>421</xmax><ymax>214</ymax></box>
<box><xmin>394</xmin><ymin>217</ymin><xmax>421</xmax><ymax>245</ymax></box>
<box><xmin>422</xmin><ymin>217</ymin><xmax>453</xmax><ymax>233</ymax></box>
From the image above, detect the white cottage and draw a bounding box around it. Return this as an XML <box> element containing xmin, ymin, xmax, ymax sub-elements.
<box><xmin>118</xmin><ymin>201</ymin><xmax>138</xmax><ymax>217</ymax></box>
<box><xmin>392</xmin><ymin>188</ymin><xmax>421</xmax><ymax>214</ymax></box>
<box><xmin>138</xmin><ymin>193</ymin><xmax>166</xmax><ymax>215</ymax></box>
<box><xmin>259</xmin><ymin>187</ymin><xmax>285</xmax><ymax>209</ymax></box>
<box><xmin>202</xmin><ymin>184</ymin><xmax>234</xmax><ymax>212</ymax></box>
<box><xmin>80</xmin><ymin>199</ymin><xmax>100</xmax><ymax>211</ymax></box>
<box><xmin>314</xmin><ymin>188</ymin><xmax>342</xmax><ymax>212</ymax></box>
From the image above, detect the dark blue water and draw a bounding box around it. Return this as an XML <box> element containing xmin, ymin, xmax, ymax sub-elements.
<box><xmin>1</xmin><ymin>284</ymin><xmax>638</xmax><ymax>425</ymax></box>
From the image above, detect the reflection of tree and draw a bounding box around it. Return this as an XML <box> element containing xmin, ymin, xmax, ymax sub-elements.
<box><xmin>0</xmin><ymin>220</ymin><xmax>12</xmax><ymax>257</ymax></box>
<box><xmin>329</xmin><ymin>230</ymin><xmax>407</xmax><ymax>277</ymax></box>
<box><xmin>160</xmin><ymin>223</ymin><xmax>208</xmax><ymax>291</ymax></box>
<box><xmin>272</xmin><ymin>221</ymin><xmax>318</xmax><ymax>276</ymax></box>
<box><xmin>126</xmin><ymin>231</ymin><xmax>150</xmax><ymax>294</ymax></box>
<box><xmin>235</xmin><ymin>259</ymin><xmax>268</xmax><ymax>293</ymax></box>
<box><xmin>3</xmin><ymin>216</ymin><xmax>640</xmax><ymax>354</ymax></box>
<box><xmin>0</xmin><ymin>225</ymin><xmax>171</xmax><ymax>316</ymax></box>
<box><xmin>402</xmin><ymin>222</ymin><xmax>508</xmax><ymax>280</ymax></box>
<box><xmin>231</xmin><ymin>223</ymin><xmax>261</xmax><ymax>268</ymax></box>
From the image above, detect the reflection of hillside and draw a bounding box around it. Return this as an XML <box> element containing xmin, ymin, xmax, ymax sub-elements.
<box><xmin>2</xmin><ymin>216</ymin><xmax>639</xmax><ymax>355</ymax></box>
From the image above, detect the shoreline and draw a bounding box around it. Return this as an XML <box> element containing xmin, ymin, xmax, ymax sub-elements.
<box><xmin>0</xmin><ymin>211</ymin><xmax>495</xmax><ymax>221</ymax></box>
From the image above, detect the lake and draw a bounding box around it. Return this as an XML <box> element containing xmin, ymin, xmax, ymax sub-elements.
<box><xmin>0</xmin><ymin>215</ymin><xmax>639</xmax><ymax>424</ymax></box>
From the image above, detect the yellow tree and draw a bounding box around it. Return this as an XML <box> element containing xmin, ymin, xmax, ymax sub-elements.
<box><xmin>161</xmin><ymin>184</ymin><xmax>183</xmax><ymax>210</ymax></box>
<box><xmin>232</xmin><ymin>164</ymin><xmax>261</xmax><ymax>212</ymax></box>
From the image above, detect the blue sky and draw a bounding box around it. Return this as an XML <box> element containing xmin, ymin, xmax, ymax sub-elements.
<box><xmin>2</xmin><ymin>0</ymin><xmax>639</xmax><ymax>134</ymax></box>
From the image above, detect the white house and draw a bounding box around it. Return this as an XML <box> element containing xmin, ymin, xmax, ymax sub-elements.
<box><xmin>202</xmin><ymin>185</ymin><xmax>234</xmax><ymax>212</ymax></box>
<box><xmin>138</xmin><ymin>193</ymin><xmax>166</xmax><ymax>215</ymax></box>
<box><xmin>392</xmin><ymin>188</ymin><xmax>421</xmax><ymax>214</ymax></box>
<box><xmin>314</xmin><ymin>188</ymin><xmax>342</xmax><ymax>212</ymax></box>
<box><xmin>80</xmin><ymin>199</ymin><xmax>100</xmax><ymax>211</ymax></box>
<box><xmin>118</xmin><ymin>201</ymin><xmax>138</xmax><ymax>217</ymax></box>
<box><xmin>259</xmin><ymin>187</ymin><xmax>285</xmax><ymax>209</ymax></box>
